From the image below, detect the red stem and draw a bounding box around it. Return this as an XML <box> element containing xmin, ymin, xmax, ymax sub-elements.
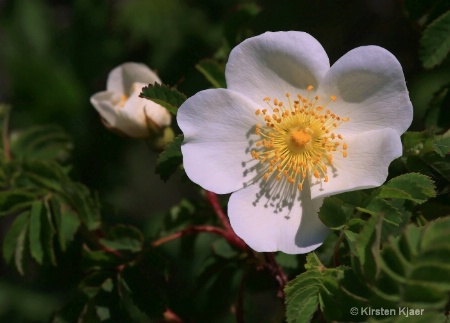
<box><xmin>205</xmin><ymin>191</ymin><xmax>248</xmax><ymax>250</ymax></box>
<box><xmin>205</xmin><ymin>190</ymin><xmax>233</xmax><ymax>231</ymax></box>
<box><xmin>151</xmin><ymin>226</ymin><xmax>228</xmax><ymax>247</ymax></box>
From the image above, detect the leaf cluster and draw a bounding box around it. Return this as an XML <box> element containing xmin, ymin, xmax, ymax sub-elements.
<box><xmin>285</xmin><ymin>167</ymin><xmax>450</xmax><ymax>322</ymax></box>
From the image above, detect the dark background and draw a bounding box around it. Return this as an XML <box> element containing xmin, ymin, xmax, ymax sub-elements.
<box><xmin>0</xmin><ymin>0</ymin><xmax>449</xmax><ymax>321</ymax></box>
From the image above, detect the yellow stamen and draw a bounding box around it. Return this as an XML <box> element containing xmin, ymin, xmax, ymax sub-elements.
<box><xmin>252</xmin><ymin>87</ymin><xmax>348</xmax><ymax>191</ymax></box>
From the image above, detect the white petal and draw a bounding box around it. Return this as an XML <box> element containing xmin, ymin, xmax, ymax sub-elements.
<box><xmin>117</xmin><ymin>90</ymin><xmax>151</xmax><ymax>138</ymax></box>
<box><xmin>310</xmin><ymin>128</ymin><xmax>402</xmax><ymax>199</ymax></box>
<box><xmin>90</xmin><ymin>91</ymin><xmax>120</xmax><ymax>127</ymax></box>
<box><xmin>177</xmin><ymin>89</ymin><xmax>262</xmax><ymax>194</ymax></box>
<box><xmin>228</xmin><ymin>180</ymin><xmax>328</xmax><ymax>254</ymax></box>
<box><xmin>226</xmin><ymin>31</ymin><xmax>330</xmax><ymax>105</ymax></box>
<box><xmin>317</xmin><ymin>46</ymin><xmax>413</xmax><ymax>136</ymax></box>
<box><xmin>130</xmin><ymin>82</ymin><xmax>171</xmax><ymax>128</ymax></box>
<box><xmin>107</xmin><ymin>62</ymin><xmax>162</xmax><ymax>95</ymax></box>
<box><xmin>143</xmin><ymin>101</ymin><xmax>172</xmax><ymax>127</ymax></box>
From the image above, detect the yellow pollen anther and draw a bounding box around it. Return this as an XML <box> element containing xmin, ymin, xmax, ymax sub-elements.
<box><xmin>330</xmin><ymin>95</ymin><xmax>337</xmax><ymax>102</ymax></box>
<box><xmin>253</xmin><ymin>92</ymin><xmax>348</xmax><ymax>193</ymax></box>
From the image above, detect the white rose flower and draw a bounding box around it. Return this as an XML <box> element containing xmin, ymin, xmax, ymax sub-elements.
<box><xmin>177</xmin><ymin>31</ymin><xmax>413</xmax><ymax>254</ymax></box>
<box><xmin>90</xmin><ymin>62</ymin><xmax>171</xmax><ymax>138</ymax></box>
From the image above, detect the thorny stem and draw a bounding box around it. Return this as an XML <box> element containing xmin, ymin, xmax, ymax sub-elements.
<box><xmin>205</xmin><ymin>190</ymin><xmax>248</xmax><ymax>250</ymax></box>
<box><xmin>333</xmin><ymin>231</ymin><xmax>346</xmax><ymax>267</ymax></box>
<box><xmin>205</xmin><ymin>190</ymin><xmax>233</xmax><ymax>231</ymax></box>
<box><xmin>264</xmin><ymin>252</ymin><xmax>288</xmax><ymax>299</ymax></box>
<box><xmin>151</xmin><ymin>226</ymin><xmax>228</xmax><ymax>247</ymax></box>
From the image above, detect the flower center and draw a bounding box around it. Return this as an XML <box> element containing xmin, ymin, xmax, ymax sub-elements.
<box><xmin>290</xmin><ymin>128</ymin><xmax>311</xmax><ymax>149</ymax></box>
<box><xmin>119</xmin><ymin>95</ymin><xmax>128</xmax><ymax>107</ymax></box>
<box><xmin>251</xmin><ymin>85</ymin><xmax>349</xmax><ymax>191</ymax></box>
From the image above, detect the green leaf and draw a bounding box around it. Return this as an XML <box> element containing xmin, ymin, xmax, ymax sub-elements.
<box><xmin>420</xmin><ymin>10</ymin><xmax>450</xmax><ymax>69</ymax></box>
<box><xmin>424</xmin><ymin>84</ymin><xmax>450</xmax><ymax>131</ymax></box>
<box><xmin>195</xmin><ymin>59</ymin><xmax>226</xmax><ymax>88</ymax></box>
<box><xmin>275</xmin><ymin>252</ymin><xmax>299</xmax><ymax>269</ymax></box>
<box><xmin>62</xmin><ymin>182</ymin><xmax>101</xmax><ymax>231</ymax></box>
<box><xmin>155</xmin><ymin>134</ymin><xmax>183</xmax><ymax>181</ymax></box>
<box><xmin>51</xmin><ymin>198</ymin><xmax>80</xmax><ymax>252</ymax></box>
<box><xmin>212</xmin><ymin>239</ymin><xmax>238</xmax><ymax>259</ymax></box>
<box><xmin>423</xmin><ymin>151</ymin><xmax>450</xmax><ymax>182</ymax></box>
<box><xmin>285</xmin><ymin>270</ymin><xmax>321</xmax><ymax>323</ymax></box>
<box><xmin>319</xmin><ymin>197</ymin><xmax>347</xmax><ymax>229</ymax></box>
<box><xmin>285</xmin><ymin>254</ymin><xmax>345</xmax><ymax>322</ymax></box>
<box><xmin>377</xmin><ymin>173</ymin><xmax>435</xmax><ymax>204</ymax></box>
<box><xmin>2</xmin><ymin>211</ymin><xmax>29</xmax><ymax>275</ymax></box>
<box><xmin>28</xmin><ymin>201</ymin><xmax>44</xmax><ymax>264</ymax></box>
<box><xmin>375</xmin><ymin>217</ymin><xmax>450</xmax><ymax>308</ymax></box>
<box><xmin>139</xmin><ymin>83</ymin><xmax>187</xmax><ymax>115</ymax></box>
<box><xmin>0</xmin><ymin>190</ymin><xmax>37</xmax><ymax>217</ymax></box>
<box><xmin>354</xmin><ymin>213</ymin><xmax>382</xmax><ymax>282</ymax></box>
<box><xmin>99</xmin><ymin>225</ymin><xmax>144</xmax><ymax>253</ymax></box>
<box><xmin>21</xmin><ymin>160</ymin><xmax>70</xmax><ymax>193</ymax></box>
<box><xmin>357</xmin><ymin>199</ymin><xmax>402</xmax><ymax>226</ymax></box>
<box><xmin>41</xmin><ymin>201</ymin><xmax>57</xmax><ymax>266</ymax></box>
<box><xmin>433</xmin><ymin>135</ymin><xmax>450</xmax><ymax>157</ymax></box>
<box><xmin>402</xmin><ymin>131</ymin><xmax>433</xmax><ymax>156</ymax></box>
<box><xmin>10</xmin><ymin>125</ymin><xmax>72</xmax><ymax>161</ymax></box>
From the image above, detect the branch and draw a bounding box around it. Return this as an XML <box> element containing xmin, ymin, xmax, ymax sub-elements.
<box><xmin>205</xmin><ymin>191</ymin><xmax>248</xmax><ymax>250</ymax></box>
<box><xmin>151</xmin><ymin>226</ymin><xmax>228</xmax><ymax>247</ymax></box>
<box><xmin>264</xmin><ymin>252</ymin><xmax>288</xmax><ymax>299</ymax></box>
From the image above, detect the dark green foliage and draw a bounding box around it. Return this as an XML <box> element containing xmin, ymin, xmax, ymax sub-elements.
<box><xmin>420</xmin><ymin>10</ymin><xmax>450</xmax><ymax>69</ymax></box>
<box><xmin>155</xmin><ymin>134</ymin><xmax>183</xmax><ymax>181</ymax></box>
<box><xmin>1</xmin><ymin>1</ymin><xmax>450</xmax><ymax>322</ymax></box>
<box><xmin>195</xmin><ymin>59</ymin><xmax>227</xmax><ymax>88</ymax></box>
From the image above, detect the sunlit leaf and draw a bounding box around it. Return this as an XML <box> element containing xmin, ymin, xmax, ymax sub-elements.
<box><xmin>377</xmin><ymin>173</ymin><xmax>435</xmax><ymax>204</ymax></box>
<box><xmin>140</xmin><ymin>83</ymin><xmax>187</xmax><ymax>115</ymax></box>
